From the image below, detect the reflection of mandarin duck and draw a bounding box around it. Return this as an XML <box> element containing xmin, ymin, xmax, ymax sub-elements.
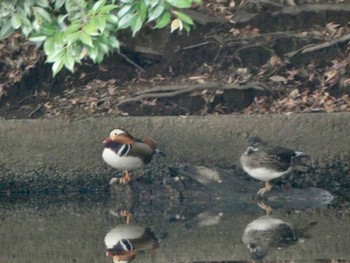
<box><xmin>240</xmin><ymin>137</ymin><xmax>307</xmax><ymax>195</ymax></box>
<box><xmin>102</xmin><ymin>128</ymin><xmax>164</xmax><ymax>184</ymax></box>
<box><xmin>242</xmin><ymin>215</ymin><xmax>298</xmax><ymax>260</ymax></box>
<box><xmin>105</xmin><ymin>224</ymin><xmax>158</xmax><ymax>263</ymax></box>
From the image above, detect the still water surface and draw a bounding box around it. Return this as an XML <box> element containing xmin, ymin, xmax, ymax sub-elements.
<box><xmin>0</xmin><ymin>173</ymin><xmax>349</xmax><ymax>263</ymax></box>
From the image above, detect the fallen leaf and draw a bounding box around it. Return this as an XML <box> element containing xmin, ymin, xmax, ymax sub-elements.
<box><xmin>0</xmin><ymin>85</ymin><xmax>7</xmax><ymax>98</ymax></box>
<box><xmin>269</xmin><ymin>75</ymin><xmax>287</xmax><ymax>83</ymax></box>
<box><xmin>269</xmin><ymin>55</ymin><xmax>281</xmax><ymax>67</ymax></box>
<box><xmin>171</xmin><ymin>18</ymin><xmax>183</xmax><ymax>33</ymax></box>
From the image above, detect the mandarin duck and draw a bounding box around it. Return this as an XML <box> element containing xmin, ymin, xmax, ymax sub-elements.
<box><xmin>102</xmin><ymin>128</ymin><xmax>163</xmax><ymax>184</ymax></box>
<box><xmin>242</xmin><ymin>215</ymin><xmax>298</xmax><ymax>260</ymax></box>
<box><xmin>104</xmin><ymin>224</ymin><xmax>158</xmax><ymax>263</ymax></box>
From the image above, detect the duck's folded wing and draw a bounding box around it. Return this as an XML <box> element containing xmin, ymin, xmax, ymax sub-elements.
<box><xmin>127</xmin><ymin>142</ymin><xmax>155</xmax><ymax>163</ymax></box>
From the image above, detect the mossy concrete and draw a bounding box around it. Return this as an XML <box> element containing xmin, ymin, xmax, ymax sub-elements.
<box><xmin>1</xmin><ymin>113</ymin><xmax>349</xmax><ymax>177</ymax></box>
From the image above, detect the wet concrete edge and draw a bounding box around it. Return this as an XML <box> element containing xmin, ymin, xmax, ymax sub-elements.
<box><xmin>0</xmin><ymin>112</ymin><xmax>349</xmax><ymax>183</ymax></box>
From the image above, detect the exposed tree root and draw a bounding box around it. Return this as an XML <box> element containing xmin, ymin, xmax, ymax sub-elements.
<box><xmin>117</xmin><ymin>82</ymin><xmax>267</xmax><ymax>106</ymax></box>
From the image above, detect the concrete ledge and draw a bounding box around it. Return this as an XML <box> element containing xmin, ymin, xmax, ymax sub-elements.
<box><xmin>0</xmin><ymin>113</ymin><xmax>349</xmax><ymax>179</ymax></box>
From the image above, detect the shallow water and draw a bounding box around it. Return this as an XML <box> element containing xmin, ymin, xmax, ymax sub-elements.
<box><xmin>1</xmin><ymin>167</ymin><xmax>350</xmax><ymax>263</ymax></box>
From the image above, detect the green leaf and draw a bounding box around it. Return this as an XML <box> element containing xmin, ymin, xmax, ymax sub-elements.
<box><xmin>107</xmin><ymin>14</ymin><xmax>119</xmax><ymax>24</ymax></box>
<box><xmin>172</xmin><ymin>11</ymin><xmax>193</xmax><ymax>25</ymax></box>
<box><xmin>94</xmin><ymin>16</ymin><xmax>107</xmax><ymax>32</ymax></box>
<box><xmin>183</xmin><ymin>22</ymin><xmax>191</xmax><ymax>32</ymax></box>
<box><xmin>46</xmin><ymin>47</ymin><xmax>65</xmax><ymax>63</ymax></box>
<box><xmin>44</xmin><ymin>36</ymin><xmax>55</xmax><ymax>54</ymax></box>
<box><xmin>22</xmin><ymin>25</ymin><xmax>33</xmax><ymax>37</ymax></box>
<box><xmin>92</xmin><ymin>0</ymin><xmax>107</xmax><ymax>13</ymax></box>
<box><xmin>53</xmin><ymin>31</ymin><xmax>64</xmax><ymax>45</ymax></box>
<box><xmin>109</xmin><ymin>36</ymin><xmax>120</xmax><ymax>49</ymax></box>
<box><xmin>119</xmin><ymin>0</ymin><xmax>133</xmax><ymax>4</ymax></box>
<box><xmin>145</xmin><ymin>0</ymin><xmax>160</xmax><ymax>8</ymax></box>
<box><xmin>35</xmin><ymin>0</ymin><xmax>49</xmax><ymax>8</ymax></box>
<box><xmin>64</xmin><ymin>32</ymin><xmax>80</xmax><ymax>45</ymax></box>
<box><xmin>79</xmin><ymin>31</ymin><xmax>93</xmax><ymax>46</ymax></box>
<box><xmin>148</xmin><ymin>4</ymin><xmax>164</xmax><ymax>21</ymax></box>
<box><xmin>64</xmin><ymin>22</ymin><xmax>81</xmax><ymax>34</ymax></box>
<box><xmin>24</xmin><ymin>1</ymin><xmax>33</xmax><ymax>16</ymax></box>
<box><xmin>87</xmin><ymin>46</ymin><xmax>99</xmax><ymax>62</ymax></box>
<box><xmin>95</xmin><ymin>52</ymin><xmax>104</xmax><ymax>63</ymax></box>
<box><xmin>10</xmin><ymin>14</ymin><xmax>22</xmax><ymax>29</ymax></box>
<box><xmin>97</xmin><ymin>41</ymin><xmax>109</xmax><ymax>54</ymax></box>
<box><xmin>118</xmin><ymin>13</ymin><xmax>137</xmax><ymax>29</ymax></box>
<box><xmin>138</xmin><ymin>0</ymin><xmax>147</xmax><ymax>22</ymax></box>
<box><xmin>57</xmin><ymin>14</ymin><xmax>68</xmax><ymax>26</ymax></box>
<box><xmin>154</xmin><ymin>11</ymin><xmax>170</xmax><ymax>28</ymax></box>
<box><xmin>63</xmin><ymin>52</ymin><xmax>75</xmax><ymax>72</ymax></box>
<box><xmin>117</xmin><ymin>4</ymin><xmax>134</xmax><ymax>18</ymax></box>
<box><xmin>52</xmin><ymin>57</ymin><xmax>65</xmax><ymax>76</ymax></box>
<box><xmin>131</xmin><ymin>15</ymin><xmax>143</xmax><ymax>36</ymax></box>
<box><xmin>40</xmin><ymin>24</ymin><xmax>58</xmax><ymax>35</ymax></box>
<box><xmin>166</xmin><ymin>0</ymin><xmax>191</xmax><ymax>8</ymax></box>
<box><xmin>29</xmin><ymin>35</ymin><xmax>47</xmax><ymax>43</ymax></box>
<box><xmin>0</xmin><ymin>20</ymin><xmax>14</xmax><ymax>40</ymax></box>
<box><xmin>54</xmin><ymin>0</ymin><xmax>65</xmax><ymax>10</ymax></box>
<box><xmin>84</xmin><ymin>23</ymin><xmax>99</xmax><ymax>36</ymax></box>
<box><xmin>99</xmin><ymin>4</ymin><xmax>118</xmax><ymax>14</ymax></box>
<box><xmin>33</xmin><ymin>6</ymin><xmax>52</xmax><ymax>23</ymax></box>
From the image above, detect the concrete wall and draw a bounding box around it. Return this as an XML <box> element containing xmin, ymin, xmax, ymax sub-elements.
<box><xmin>1</xmin><ymin>113</ymin><xmax>349</xmax><ymax>176</ymax></box>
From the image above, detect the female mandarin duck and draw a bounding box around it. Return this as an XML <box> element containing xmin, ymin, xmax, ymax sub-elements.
<box><xmin>242</xmin><ymin>214</ymin><xmax>298</xmax><ymax>260</ymax></box>
<box><xmin>102</xmin><ymin>128</ymin><xmax>162</xmax><ymax>184</ymax></box>
<box><xmin>240</xmin><ymin>137</ymin><xmax>307</xmax><ymax>196</ymax></box>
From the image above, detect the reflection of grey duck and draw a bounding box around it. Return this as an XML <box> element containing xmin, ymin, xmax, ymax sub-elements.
<box><xmin>242</xmin><ymin>215</ymin><xmax>298</xmax><ymax>260</ymax></box>
<box><xmin>102</xmin><ymin>128</ymin><xmax>163</xmax><ymax>184</ymax></box>
<box><xmin>104</xmin><ymin>224</ymin><xmax>158</xmax><ymax>263</ymax></box>
<box><xmin>240</xmin><ymin>137</ymin><xmax>307</xmax><ymax>195</ymax></box>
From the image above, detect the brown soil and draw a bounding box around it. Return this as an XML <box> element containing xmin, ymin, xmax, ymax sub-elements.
<box><xmin>1</xmin><ymin>1</ymin><xmax>350</xmax><ymax>119</ymax></box>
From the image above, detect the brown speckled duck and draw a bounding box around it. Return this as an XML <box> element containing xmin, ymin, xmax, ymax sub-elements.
<box><xmin>240</xmin><ymin>137</ymin><xmax>307</xmax><ymax>195</ymax></box>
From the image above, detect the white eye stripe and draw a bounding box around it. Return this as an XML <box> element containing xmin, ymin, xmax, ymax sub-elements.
<box><xmin>248</xmin><ymin>146</ymin><xmax>258</xmax><ymax>151</ymax></box>
<box><xmin>109</xmin><ymin>129</ymin><xmax>126</xmax><ymax>137</ymax></box>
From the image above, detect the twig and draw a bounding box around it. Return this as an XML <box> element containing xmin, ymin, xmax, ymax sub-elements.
<box><xmin>134</xmin><ymin>82</ymin><xmax>220</xmax><ymax>95</ymax></box>
<box><xmin>118</xmin><ymin>53</ymin><xmax>145</xmax><ymax>72</ymax></box>
<box><xmin>273</xmin><ymin>3</ymin><xmax>350</xmax><ymax>16</ymax></box>
<box><xmin>177</xmin><ymin>41</ymin><xmax>212</xmax><ymax>51</ymax></box>
<box><xmin>168</xmin><ymin>101</ymin><xmax>191</xmax><ymax>113</ymax></box>
<box><xmin>28</xmin><ymin>104</ymin><xmax>42</xmax><ymax>117</ymax></box>
<box><xmin>286</xmin><ymin>33</ymin><xmax>350</xmax><ymax>58</ymax></box>
<box><xmin>9</xmin><ymin>96</ymin><xmax>32</xmax><ymax>110</ymax></box>
<box><xmin>301</xmin><ymin>33</ymin><xmax>350</xmax><ymax>54</ymax></box>
<box><xmin>224</xmin><ymin>31</ymin><xmax>325</xmax><ymax>45</ymax></box>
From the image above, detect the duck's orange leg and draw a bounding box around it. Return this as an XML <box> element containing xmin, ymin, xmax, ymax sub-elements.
<box><xmin>257</xmin><ymin>181</ymin><xmax>272</xmax><ymax>196</ymax></box>
<box><xmin>119</xmin><ymin>170</ymin><xmax>131</xmax><ymax>184</ymax></box>
<box><xmin>120</xmin><ymin>210</ymin><xmax>132</xmax><ymax>224</ymax></box>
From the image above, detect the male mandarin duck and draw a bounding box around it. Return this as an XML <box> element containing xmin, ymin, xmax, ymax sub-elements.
<box><xmin>102</xmin><ymin>128</ymin><xmax>163</xmax><ymax>184</ymax></box>
<box><xmin>240</xmin><ymin>137</ymin><xmax>307</xmax><ymax>195</ymax></box>
<box><xmin>104</xmin><ymin>224</ymin><xmax>158</xmax><ymax>263</ymax></box>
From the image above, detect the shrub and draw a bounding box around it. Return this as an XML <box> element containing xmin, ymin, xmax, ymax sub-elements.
<box><xmin>0</xmin><ymin>0</ymin><xmax>199</xmax><ymax>75</ymax></box>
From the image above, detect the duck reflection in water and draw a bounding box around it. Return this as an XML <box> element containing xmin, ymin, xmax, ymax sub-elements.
<box><xmin>104</xmin><ymin>212</ymin><xmax>158</xmax><ymax>263</ymax></box>
<box><xmin>242</xmin><ymin>212</ymin><xmax>298</xmax><ymax>260</ymax></box>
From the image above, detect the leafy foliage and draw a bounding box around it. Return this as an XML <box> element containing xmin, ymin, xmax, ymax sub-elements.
<box><xmin>0</xmin><ymin>0</ymin><xmax>200</xmax><ymax>75</ymax></box>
